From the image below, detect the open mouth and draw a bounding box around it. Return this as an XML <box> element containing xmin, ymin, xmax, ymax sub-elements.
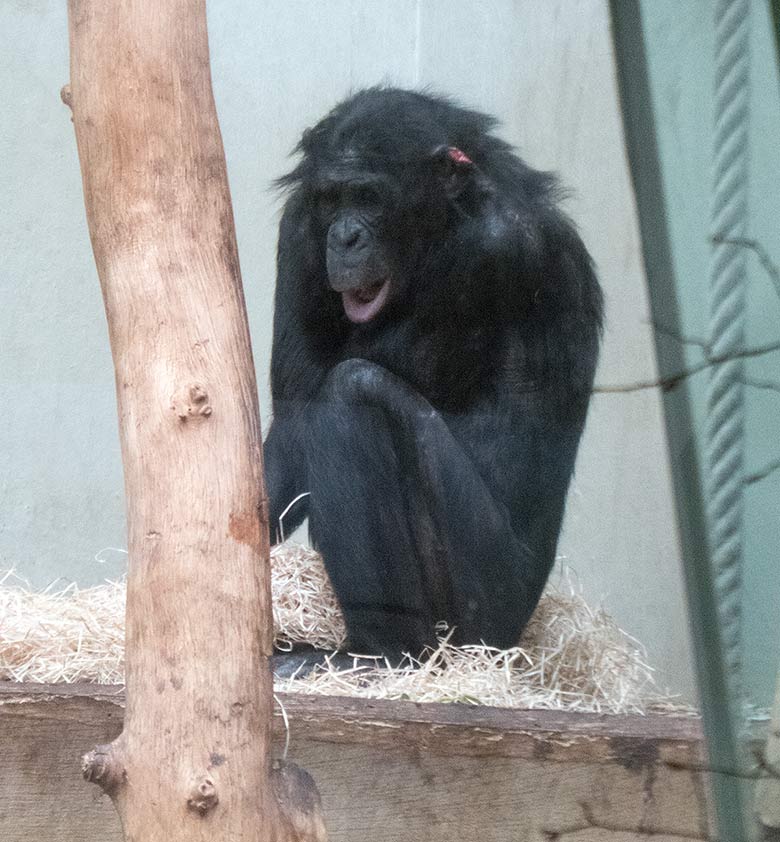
<box><xmin>341</xmin><ymin>279</ymin><xmax>390</xmax><ymax>324</ymax></box>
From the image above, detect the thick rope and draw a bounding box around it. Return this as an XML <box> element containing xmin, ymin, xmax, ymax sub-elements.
<box><xmin>706</xmin><ymin>0</ymin><xmax>750</xmax><ymax>704</ymax></box>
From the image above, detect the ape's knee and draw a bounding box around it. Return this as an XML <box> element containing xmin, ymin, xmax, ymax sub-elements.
<box><xmin>321</xmin><ymin>359</ymin><xmax>389</xmax><ymax>404</ymax></box>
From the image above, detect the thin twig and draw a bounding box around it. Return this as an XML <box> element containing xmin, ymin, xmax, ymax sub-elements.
<box><xmin>744</xmin><ymin>458</ymin><xmax>780</xmax><ymax>487</ymax></box>
<box><xmin>713</xmin><ymin>235</ymin><xmax>780</xmax><ymax>302</ymax></box>
<box><xmin>594</xmin><ymin>341</ymin><xmax>780</xmax><ymax>394</ymax></box>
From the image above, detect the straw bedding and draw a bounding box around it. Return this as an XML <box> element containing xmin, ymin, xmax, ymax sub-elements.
<box><xmin>0</xmin><ymin>543</ymin><xmax>664</xmax><ymax>714</ymax></box>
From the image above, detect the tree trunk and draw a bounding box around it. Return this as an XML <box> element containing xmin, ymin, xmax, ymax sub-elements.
<box><xmin>65</xmin><ymin>2</ymin><xmax>326</xmax><ymax>839</ymax></box>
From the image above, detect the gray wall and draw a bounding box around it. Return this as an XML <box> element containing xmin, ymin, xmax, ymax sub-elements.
<box><xmin>1</xmin><ymin>1</ymin><xmax>697</xmax><ymax>697</ymax></box>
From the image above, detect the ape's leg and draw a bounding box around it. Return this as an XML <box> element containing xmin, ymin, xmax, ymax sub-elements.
<box><xmin>305</xmin><ymin>359</ymin><xmax>542</xmax><ymax>659</ymax></box>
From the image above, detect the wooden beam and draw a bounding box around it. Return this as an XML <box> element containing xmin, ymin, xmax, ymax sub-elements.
<box><xmin>0</xmin><ymin>682</ymin><xmax>712</xmax><ymax>841</ymax></box>
<box><xmin>0</xmin><ymin>681</ymin><xmax>704</xmax><ymax>766</ymax></box>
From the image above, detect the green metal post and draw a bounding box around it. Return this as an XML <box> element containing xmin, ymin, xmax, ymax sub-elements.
<box><xmin>608</xmin><ymin>2</ymin><xmax>750</xmax><ymax>839</ymax></box>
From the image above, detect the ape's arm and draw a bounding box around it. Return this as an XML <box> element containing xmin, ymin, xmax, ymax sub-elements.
<box><xmin>264</xmin><ymin>198</ymin><xmax>341</xmax><ymax>542</ymax></box>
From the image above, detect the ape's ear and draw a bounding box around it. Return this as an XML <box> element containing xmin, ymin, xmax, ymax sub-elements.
<box><xmin>431</xmin><ymin>144</ymin><xmax>475</xmax><ymax>200</ymax></box>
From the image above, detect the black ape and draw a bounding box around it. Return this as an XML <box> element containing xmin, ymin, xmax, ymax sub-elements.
<box><xmin>264</xmin><ymin>88</ymin><xmax>603</xmax><ymax>660</ymax></box>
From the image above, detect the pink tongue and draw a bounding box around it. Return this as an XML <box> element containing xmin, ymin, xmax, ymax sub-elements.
<box><xmin>342</xmin><ymin>280</ymin><xmax>389</xmax><ymax>324</ymax></box>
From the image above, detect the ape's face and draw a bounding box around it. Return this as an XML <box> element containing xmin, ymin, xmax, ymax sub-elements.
<box><xmin>311</xmin><ymin>146</ymin><xmax>476</xmax><ymax>324</ymax></box>
<box><xmin>313</xmin><ymin>167</ymin><xmax>397</xmax><ymax>324</ymax></box>
<box><xmin>288</xmin><ymin>112</ymin><xmax>479</xmax><ymax>324</ymax></box>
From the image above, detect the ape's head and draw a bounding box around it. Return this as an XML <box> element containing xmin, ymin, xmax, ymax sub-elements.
<box><xmin>277</xmin><ymin>88</ymin><xmax>515</xmax><ymax>325</ymax></box>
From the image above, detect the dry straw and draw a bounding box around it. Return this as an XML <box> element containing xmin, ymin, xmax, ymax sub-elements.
<box><xmin>0</xmin><ymin>544</ymin><xmax>663</xmax><ymax>713</ymax></box>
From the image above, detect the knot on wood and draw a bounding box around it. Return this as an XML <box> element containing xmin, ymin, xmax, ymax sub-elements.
<box><xmin>188</xmin><ymin>775</ymin><xmax>219</xmax><ymax>815</ymax></box>
<box><xmin>81</xmin><ymin>743</ymin><xmax>124</xmax><ymax>794</ymax></box>
<box><xmin>170</xmin><ymin>383</ymin><xmax>213</xmax><ymax>421</ymax></box>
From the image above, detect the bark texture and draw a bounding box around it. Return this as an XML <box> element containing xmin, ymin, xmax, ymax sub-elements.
<box><xmin>66</xmin><ymin>2</ymin><xmax>325</xmax><ymax>839</ymax></box>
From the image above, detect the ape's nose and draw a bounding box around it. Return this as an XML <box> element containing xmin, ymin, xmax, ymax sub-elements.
<box><xmin>330</xmin><ymin>217</ymin><xmax>369</xmax><ymax>253</ymax></box>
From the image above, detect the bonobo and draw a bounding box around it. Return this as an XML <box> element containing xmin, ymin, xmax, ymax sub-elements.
<box><xmin>264</xmin><ymin>88</ymin><xmax>603</xmax><ymax>661</ymax></box>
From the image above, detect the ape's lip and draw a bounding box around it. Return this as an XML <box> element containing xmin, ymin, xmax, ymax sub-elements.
<box><xmin>341</xmin><ymin>279</ymin><xmax>390</xmax><ymax>324</ymax></box>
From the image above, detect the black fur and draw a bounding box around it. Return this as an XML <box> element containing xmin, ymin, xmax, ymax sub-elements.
<box><xmin>264</xmin><ymin>88</ymin><xmax>603</xmax><ymax>659</ymax></box>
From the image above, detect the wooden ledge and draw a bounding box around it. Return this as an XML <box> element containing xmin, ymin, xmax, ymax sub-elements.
<box><xmin>0</xmin><ymin>680</ymin><xmax>703</xmax><ymax>767</ymax></box>
<box><xmin>0</xmin><ymin>680</ymin><xmax>711</xmax><ymax>841</ymax></box>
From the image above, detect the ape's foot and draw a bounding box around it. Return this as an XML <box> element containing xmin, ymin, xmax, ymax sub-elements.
<box><xmin>271</xmin><ymin>645</ymin><xmax>366</xmax><ymax>679</ymax></box>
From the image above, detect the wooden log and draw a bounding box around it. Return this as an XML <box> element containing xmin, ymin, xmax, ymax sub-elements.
<box><xmin>0</xmin><ymin>682</ymin><xmax>712</xmax><ymax>842</ymax></box>
<box><xmin>64</xmin><ymin>2</ymin><xmax>324</xmax><ymax>839</ymax></box>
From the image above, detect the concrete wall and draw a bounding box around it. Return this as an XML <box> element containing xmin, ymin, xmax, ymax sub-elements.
<box><xmin>0</xmin><ymin>1</ymin><xmax>696</xmax><ymax>697</ymax></box>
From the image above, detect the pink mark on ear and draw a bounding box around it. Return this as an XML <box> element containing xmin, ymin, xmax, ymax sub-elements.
<box><xmin>447</xmin><ymin>147</ymin><xmax>473</xmax><ymax>165</ymax></box>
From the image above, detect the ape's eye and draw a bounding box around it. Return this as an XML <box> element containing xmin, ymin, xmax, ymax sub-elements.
<box><xmin>316</xmin><ymin>188</ymin><xmax>340</xmax><ymax>217</ymax></box>
<box><xmin>353</xmin><ymin>185</ymin><xmax>381</xmax><ymax>209</ymax></box>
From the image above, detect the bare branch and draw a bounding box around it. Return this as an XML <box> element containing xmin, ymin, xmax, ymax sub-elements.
<box><xmin>594</xmin><ymin>340</ymin><xmax>780</xmax><ymax>394</ymax></box>
<box><xmin>652</xmin><ymin>322</ymin><xmax>709</xmax><ymax>350</ymax></box>
<box><xmin>744</xmin><ymin>458</ymin><xmax>780</xmax><ymax>487</ymax></box>
<box><xmin>713</xmin><ymin>235</ymin><xmax>780</xmax><ymax>302</ymax></box>
<box><xmin>740</xmin><ymin>375</ymin><xmax>780</xmax><ymax>395</ymax></box>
